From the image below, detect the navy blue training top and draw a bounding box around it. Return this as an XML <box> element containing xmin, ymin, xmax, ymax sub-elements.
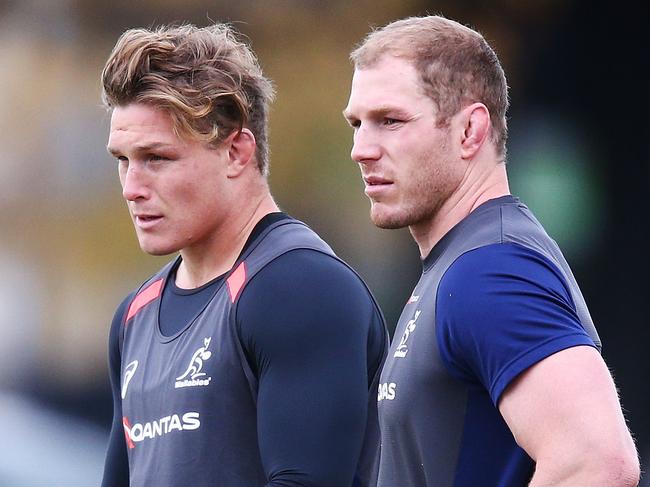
<box><xmin>437</xmin><ymin>242</ymin><xmax>595</xmax><ymax>402</ymax></box>
<box><xmin>102</xmin><ymin>213</ymin><xmax>387</xmax><ymax>486</ymax></box>
<box><xmin>157</xmin><ymin>213</ymin><xmax>290</xmax><ymax>338</ymax></box>
<box><xmin>375</xmin><ymin>195</ymin><xmax>599</xmax><ymax>487</ymax></box>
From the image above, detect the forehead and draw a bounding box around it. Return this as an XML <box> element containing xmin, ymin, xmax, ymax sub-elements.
<box><xmin>346</xmin><ymin>56</ymin><xmax>432</xmax><ymax>115</ymax></box>
<box><xmin>108</xmin><ymin>103</ymin><xmax>182</xmax><ymax>149</ymax></box>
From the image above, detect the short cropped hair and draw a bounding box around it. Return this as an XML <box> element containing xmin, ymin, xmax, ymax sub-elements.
<box><xmin>351</xmin><ymin>16</ymin><xmax>509</xmax><ymax>159</ymax></box>
<box><xmin>102</xmin><ymin>23</ymin><xmax>275</xmax><ymax>174</ymax></box>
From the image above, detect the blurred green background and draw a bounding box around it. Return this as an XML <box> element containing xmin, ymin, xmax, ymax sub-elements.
<box><xmin>0</xmin><ymin>0</ymin><xmax>647</xmax><ymax>485</ymax></box>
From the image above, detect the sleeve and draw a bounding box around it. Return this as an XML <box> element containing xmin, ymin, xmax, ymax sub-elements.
<box><xmin>101</xmin><ymin>293</ymin><xmax>134</xmax><ymax>487</ymax></box>
<box><xmin>236</xmin><ymin>249</ymin><xmax>386</xmax><ymax>487</ymax></box>
<box><xmin>436</xmin><ymin>242</ymin><xmax>597</xmax><ymax>405</ymax></box>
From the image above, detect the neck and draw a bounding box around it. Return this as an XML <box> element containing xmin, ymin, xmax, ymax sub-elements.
<box><xmin>410</xmin><ymin>160</ymin><xmax>509</xmax><ymax>259</ymax></box>
<box><xmin>176</xmin><ymin>190</ymin><xmax>278</xmax><ymax>288</ymax></box>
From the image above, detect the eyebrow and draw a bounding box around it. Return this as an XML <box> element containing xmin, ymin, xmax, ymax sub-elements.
<box><xmin>342</xmin><ymin>105</ymin><xmax>411</xmax><ymax>122</ymax></box>
<box><xmin>106</xmin><ymin>142</ymin><xmax>173</xmax><ymax>156</ymax></box>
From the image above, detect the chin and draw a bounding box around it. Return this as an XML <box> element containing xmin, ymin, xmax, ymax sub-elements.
<box><xmin>137</xmin><ymin>239</ymin><xmax>178</xmax><ymax>256</ymax></box>
<box><xmin>142</xmin><ymin>248</ymin><xmax>175</xmax><ymax>256</ymax></box>
<box><xmin>370</xmin><ymin>206</ymin><xmax>409</xmax><ymax>230</ymax></box>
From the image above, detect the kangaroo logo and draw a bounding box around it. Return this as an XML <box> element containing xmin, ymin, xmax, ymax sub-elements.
<box><xmin>394</xmin><ymin>310</ymin><xmax>421</xmax><ymax>358</ymax></box>
<box><xmin>175</xmin><ymin>337</ymin><xmax>213</xmax><ymax>388</ymax></box>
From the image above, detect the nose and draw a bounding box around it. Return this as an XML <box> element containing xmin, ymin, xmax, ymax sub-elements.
<box><xmin>350</xmin><ymin>125</ymin><xmax>381</xmax><ymax>164</ymax></box>
<box><xmin>120</xmin><ymin>162</ymin><xmax>150</xmax><ymax>201</ymax></box>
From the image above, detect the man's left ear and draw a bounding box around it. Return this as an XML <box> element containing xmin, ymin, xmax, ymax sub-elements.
<box><xmin>226</xmin><ymin>128</ymin><xmax>256</xmax><ymax>177</ymax></box>
<box><xmin>459</xmin><ymin>103</ymin><xmax>491</xmax><ymax>160</ymax></box>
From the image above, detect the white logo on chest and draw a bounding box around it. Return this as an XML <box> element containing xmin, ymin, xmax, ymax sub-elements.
<box><xmin>393</xmin><ymin>310</ymin><xmax>421</xmax><ymax>358</ymax></box>
<box><xmin>378</xmin><ymin>382</ymin><xmax>397</xmax><ymax>401</ymax></box>
<box><xmin>123</xmin><ymin>411</ymin><xmax>201</xmax><ymax>448</ymax></box>
<box><xmin>122</xmin><ymin>360</ymin><xmax>139</xmax><ymax>399</ymax></box>
<box><xmin>175</xmin><ymin>337</ymin><xmax>213</xmax><ymax>388</ymax></box>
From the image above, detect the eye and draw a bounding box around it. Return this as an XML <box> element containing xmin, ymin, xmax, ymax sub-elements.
<box><xmin>383</xmin><ymin>118</ymin><xmax>400</xmax><ymax>126</ymax></box>
<box><xmin>346</xmin><ymin>118</ymin><xmax>361</xmax><ymax>129</ymax></box>
<box><xmin>146</xmin><ymin>154</ymin><xmax>175</xmax><ymax>166</ymax></box>
<box><xmin>115</xmin><ymin>157</ymin><xmax>128</xmax><ymax>174</ymax></box>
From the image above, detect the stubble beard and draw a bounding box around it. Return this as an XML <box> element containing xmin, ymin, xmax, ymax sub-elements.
<box><xmin>369</xmin><ymin>194</ymin><xmax>444</xmax><ymax>230</ymax></box>
<box><xmin>369</xmin><ymin>148</ymin><xmax>453</xmax><ymax>231</ymax></box>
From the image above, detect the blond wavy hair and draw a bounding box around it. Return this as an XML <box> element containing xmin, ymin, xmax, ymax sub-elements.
<box><xmin>102</xmin><ymin>23</ymin><xmax>275</xmax><ymax>174</ymax></box>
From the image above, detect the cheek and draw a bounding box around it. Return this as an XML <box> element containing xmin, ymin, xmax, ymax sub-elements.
<box><xmin>168</xmin><ymin>173</ymin><xmax>208</xmax><ymax>202</ymax></box>
<box><xmin>179</xmin><ymin>182</ymin><xmax>221</xmax><ymax>220</ymax></box>
<box><xmin>400</xmin><ymin>142</ymin><xmax>448</xmax><ymax>195</ymax></box>
<box><xmin>400</xmin><ymin>141</ymin><xmax>434</xmax><ymax>180</ymax></box>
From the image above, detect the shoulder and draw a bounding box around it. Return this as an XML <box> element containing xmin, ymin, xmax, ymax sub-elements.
<box><xmin>109</xmin><ymin>265</ymin><xmax>171</xmax><ymax>346</ymax></box>
<box><xmin>436</xmin><ymin>242</ymin><xmax>594</xmax><ymax>400</ymax></box>
<box><xmin>107</xmin><ymin>291</ymin><xmax>137</xmax><ymax>366</ymax></box>
<box><xmin>243</xmin><ymin>248</ymin><xmax>375</xmax><ymax>305</ymax></box>
<box><xmin>236</xmin><ymin>248</ymin><xmax>384</xmax><ymax>361</ymax></box>
<box><xmin>110</xmin><ymin>292</ymin><xmax>135</xmax><ymax>335</ymax></box>
<box><xmin>438</xmin><ymin>242</ymin><xmax>574</xmax><ymax>309</ymax></box>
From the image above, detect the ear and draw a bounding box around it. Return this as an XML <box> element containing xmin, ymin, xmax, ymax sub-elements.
<box><xmin>459</xmin><ymin>103</ymin><xmax>491</xmax><ymax>160</ymax></box>
<box><xmin>225</xmin><ymin>128</ymin><xmax>257</xmax><ymax>178</ymax></box>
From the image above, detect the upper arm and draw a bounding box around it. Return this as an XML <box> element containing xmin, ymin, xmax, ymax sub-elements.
<box><xmin>101</xmin><ymin>293</ymin><xmax>133</xmax><ymax>487</ymax></box>
<box><xmin>437</xmin><ymin>243</ymin><xmax>597</xmax><ymax>402</ymax></box>
<box><xmin>107</xmin><ymin>295</ymin><xmax>131</xmax><ymax>394</ymax></box>
<box><xmin>498</xmin><ymin>346</ymin><xmax>639</xmax><ymax>484</ymax></box>
<box><xmin>237</xmin><ymin>249</ymin><xmax>386</xmax><ymax>487</ymax></box>
<box><xmin>435</xmin><ymin>243</ymin><xmax>638</xmax><ymax>484</ymax></box>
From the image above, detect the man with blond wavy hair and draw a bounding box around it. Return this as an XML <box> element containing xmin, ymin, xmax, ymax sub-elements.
<box><xmin>100</xmin><ymin>23</ymin><xmax>387</xmax><ymax>487</ymax></box>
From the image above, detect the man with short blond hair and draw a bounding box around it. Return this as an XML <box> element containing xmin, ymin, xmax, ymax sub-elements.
<box><xmin>344</xmin><ymin>15</ymin><xmax>639</xmax><ymax>486</ymax></box>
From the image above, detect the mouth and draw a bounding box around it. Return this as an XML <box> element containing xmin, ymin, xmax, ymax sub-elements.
<box><xmin>363</xmin><ymin>175</ymin><xmax>393</xmax><ymax>197</ymax></box>
<box><xmin>363</xmin><ymin>175</ymin><xmax>393</xmax><ymax>186</ymax></box>
<box><xmin>133</xmin><ymin>213</ymin><xmax>163</xmax><ymax>229</ymax></box>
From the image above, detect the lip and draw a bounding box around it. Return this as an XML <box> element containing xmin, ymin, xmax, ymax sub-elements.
<box><xmin>133</xmin><ymin>213</ymin><xmax>164</xmax><ymax>230</ymax></box>
<box><xmin>363</xmin><ymin>175</ymin><xmax>393</xmax><ymax>197</ymax></box>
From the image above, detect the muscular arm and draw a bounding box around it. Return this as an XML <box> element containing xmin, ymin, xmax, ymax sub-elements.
<box><xmin>237</xmin><ymin>249</ymin><xmax>385</xmax><ymax>487</ymax></box>
<box><xmin>101</xmin><ymin>294</ymin><xmax>133</xmax><ymax>487</ymax></box>
<box><xmin>437</xmin><ymin>243</ymin><xmax>639</xmax><ymax>486</ymax></box>
<box><xmin>499</xmin><ymin>346</ymin><xmax>640</xmax><ymax>486</ymax></box>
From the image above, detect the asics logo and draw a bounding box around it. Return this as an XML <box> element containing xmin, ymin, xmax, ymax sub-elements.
<box><xmin>121</xmin><ymin>360</ymin><xmax>139</xmax><ymax>399</ymax></box>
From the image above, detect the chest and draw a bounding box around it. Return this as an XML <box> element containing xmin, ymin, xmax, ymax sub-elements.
<box><xmin>378</xmin><ymin>275</ymin><xmax>465</xmax><ymax>416</ymax></box>
<box><xmin>120</xmin><ymin>291</ymin><xmax>253</xmax><ymax>422</ymax></box>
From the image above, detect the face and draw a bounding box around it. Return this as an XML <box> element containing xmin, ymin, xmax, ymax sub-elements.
<box><xmin>107</xmin><ymin>103</ymin><xmax>231</xmax><ymax>257</ymax></box>
<box><xmin>343</xmin><ymin>56</ymin><xmax>464</xmax><ymax>230</ymax></box>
